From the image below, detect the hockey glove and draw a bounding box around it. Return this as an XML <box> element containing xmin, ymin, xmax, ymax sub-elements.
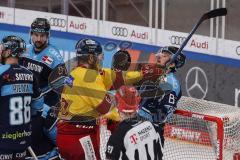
<box><xmin>141</xmin><ymin>64</ymin><xmax>164</xmax><ymax>81</ymax></box>
<box><xmin>112</xmin><ymin>50</ymin><xmax>131</xmax><ymax>71</ymax></box>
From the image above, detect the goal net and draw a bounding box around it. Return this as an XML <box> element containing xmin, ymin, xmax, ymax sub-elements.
<box><xmin>163</xmin><ymin>96</ymin><xmax>240</xmax><ymax>160</ymax></box>
<box><xmin>99</xmin><ymin>96</ymin><xmax>240</xmax><ymax>160</ymax></box>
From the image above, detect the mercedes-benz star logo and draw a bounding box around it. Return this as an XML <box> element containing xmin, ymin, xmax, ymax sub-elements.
<box><xmin>185</xmin><ymin>67</ymin><xmax>208</xmax><ymax>99</ymax></box>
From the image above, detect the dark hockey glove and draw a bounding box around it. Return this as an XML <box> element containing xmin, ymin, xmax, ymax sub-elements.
<box><xmin>111</xmin><ymin>50</ymin><xmax>131</xmax><ymax>71</ymax></box>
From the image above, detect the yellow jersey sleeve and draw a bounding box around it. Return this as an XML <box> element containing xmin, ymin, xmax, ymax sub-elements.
<box><xmin>123</xmin><ymin>71</ymin><xmax>143</xmax><ymax>85</ymax></box>
<box><xmin>101</xmin><ymin>68</ymin><xmax>143</xmax><ymax>88</ymax></box>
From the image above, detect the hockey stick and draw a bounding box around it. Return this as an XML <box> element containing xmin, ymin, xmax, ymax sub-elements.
<box><xmin>169</xmin><ymin>8</ymin><xmax>227</xmax><ymax>64</ymax></box>
<box><xmin>38</xmin><ymin>64</ymin><xmax>68</xmax><ymax>98</ymax></box>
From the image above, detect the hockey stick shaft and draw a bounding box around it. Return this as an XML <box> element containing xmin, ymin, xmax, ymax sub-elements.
<box><xmin>170</xmin><ymin>8</ymin><xmax>227</xmax><ymax>64</ymax></box>
<box><xmin>27</xmin><ymin>146</ymin><xmax>38</xmax><ymax>160</ymax></box>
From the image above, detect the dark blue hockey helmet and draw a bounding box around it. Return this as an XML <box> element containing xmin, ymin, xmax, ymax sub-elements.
<box><xmin>158</xmin><ymin>46</ymin><xmax>186</xmax><ymax>68</ymax></box>
<box><xmin>1</xmin><ymin>35</ymin><xmax>26</xmax><ymax>57</ymax></box>
<box><xmin>31</xmin><ymin>18</ymin><xmax>50</xmax><ymax>33</ymax></box>
<box><xmin>75</xmin><ymin>38</ymin><xmax>102</xmax><ymax>57</ymax></box>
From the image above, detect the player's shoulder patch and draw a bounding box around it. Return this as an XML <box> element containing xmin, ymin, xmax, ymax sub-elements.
<box><xmin>42</xmin><ymin>55</ymin><xmax>54</xmax><ymax>65</ymax></box>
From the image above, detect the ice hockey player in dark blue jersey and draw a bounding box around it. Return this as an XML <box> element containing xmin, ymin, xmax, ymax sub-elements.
<box><xmin>0</xmin><ymin>35</ymin><xmax>43</xmax><ymax>160</ymax></box>
<box><xmin>19</xmin><ymin>18</ymin><xmax>64</xmax><ymax>159</ymax></box>
<box><xmin>138</xmin><ymin>46</ymin><xmax>186</xmax><ymax>158</ymax></box>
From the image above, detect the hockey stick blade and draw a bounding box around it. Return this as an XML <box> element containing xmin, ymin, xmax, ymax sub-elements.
<box><xmin>203</xmin><ymin>8</ymin><xmax>227</xmax><ymax>20</ymax></box>
<box><xmin>169</xmin><ymin>8</ymin><xmax>227</xmax><ymax>65</ymax></box>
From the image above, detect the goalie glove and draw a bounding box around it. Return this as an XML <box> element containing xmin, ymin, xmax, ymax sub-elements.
<box><xmin>111</xmin><ymin>50</ymin><xmax>131</xmax><ymax>71</ymax></box>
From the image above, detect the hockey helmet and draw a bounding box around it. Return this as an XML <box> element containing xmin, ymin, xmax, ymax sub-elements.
<box><xmin>1</xmin><ymin>35</ymin><xmax>26</xmax><ymax>57</ymax></box>
<box><xmin>115</xmin><ymin>86</ymin><xmax>141</xmax><ymax>113</ymax></box>
<box><xmin>31</xmin><ymin>18</ymin><xmax>50</xmax><ymax>33</ymax></box>
<box><xmin>75</xmin><ymin>38</ymin><xmax>102</xmax><ymax>57</ymax></box>
<box><xmin>158</xmin><ymin>46</ymin><xmax>186</xmax><ymax>68</ymax></box>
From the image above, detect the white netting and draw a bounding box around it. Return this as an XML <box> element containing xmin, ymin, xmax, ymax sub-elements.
<box><xmin>99</xmin><ymin>96</ymin><xmax>240</xmax><ymax>160</ymax></box>
<box><xmin>178</xmin><ymin>96</ymin><xmax>240</xmax><ymax>120</ymax></box>
<box><xmin>163</xmin><ymin>96</ymin><xmax>240</xmax><ymax>160</ymax></box>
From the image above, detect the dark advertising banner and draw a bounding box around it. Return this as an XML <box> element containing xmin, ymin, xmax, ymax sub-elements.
<box><xmin>177</xmin><ymin>59</ymin><xmax>240</xmax><ymax>107</ymax></box>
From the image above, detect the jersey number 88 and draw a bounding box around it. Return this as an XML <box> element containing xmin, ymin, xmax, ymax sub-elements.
<box><xmin>10</xmin><ymin>96</ymin><xmax>31</xmax><ymax>125</ymax></box>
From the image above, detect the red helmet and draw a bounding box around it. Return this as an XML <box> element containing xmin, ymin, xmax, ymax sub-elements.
<box><xmin>115</xmin><ymin>86</ymin><xmax>141</xmax><ymax>113</ymax></box>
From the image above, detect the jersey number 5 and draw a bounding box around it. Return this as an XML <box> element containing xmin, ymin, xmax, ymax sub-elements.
<box><xmin>10</xmin><ymin>96</ymin><xmax>31</xmax><ymax>125</ymax></box>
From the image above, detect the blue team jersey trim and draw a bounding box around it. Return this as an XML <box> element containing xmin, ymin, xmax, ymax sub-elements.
<box><xmin>1</xmin><ymin>84</ymin><xmax>33</xmax><ymax>96</ymax></box>
<box><xmin>166</xmin><ymin>73</ymin><xmax>181</xmax><ymax>96</ymax></box>
<box><xmin>0</xmin><ymin>64</ymin><xmax>10</xmax><ymax>76</ymax></box>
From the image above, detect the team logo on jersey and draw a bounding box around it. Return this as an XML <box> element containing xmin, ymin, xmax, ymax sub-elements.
<box><xmin>129</xmin><ymin>134</ymin><xmax>138</xmax><ymax>144</ymax></box>
<box><xmin>3</xmin><ymin>74</ymin><xmax>16</xmax><ymax>82</ymax></box>
<box><xmin>59</xmin><ymin>98</ymin><xmax>70</xmax><ymax>116</ymax></box>
<box><xmin>42</xmin><ymin>55</ymin><xmax>53</xmax><ymax>65</ymax></box>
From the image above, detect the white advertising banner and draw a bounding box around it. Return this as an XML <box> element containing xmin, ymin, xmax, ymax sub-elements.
<box><xmin>218</xmin><ymin>39</ymin><xmax>240</xmax><ymax>60</ymax></box>
<box><xmin>100</xmin><ymin>21</ymin><xmax>153</xmax><ymax>44</ymax></box>
<box><xmin>158</xmin><ymin>30</ymin><xmax>216</xmax><ymax>55</ymax></box>
<box><xmin>67</xmin><ymin>16</ymin><xmax>97</xmax><ymax>36</ymax></box>
<box><xmin>1</xmin><ymin>6</ymin><xmax>240</xmax><ymax>62</ymax></box>
<box><xmin>15</xmin><ymin>9</ymin><xmax>67</xmax><ymax>31</ymax></box>
<box><xmin>0</xmin><ymin>6</ymin><xmax>14</xmax><ymax>24</ymax></box>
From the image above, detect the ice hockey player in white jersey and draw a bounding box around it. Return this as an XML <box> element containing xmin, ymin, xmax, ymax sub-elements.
<box><xmin>106</xmin><ymin>85</ymin><xmax>162</xmax><ymax>160</ymax></box>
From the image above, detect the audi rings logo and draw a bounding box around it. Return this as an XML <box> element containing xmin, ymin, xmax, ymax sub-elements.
<box><xmin>49</xmin><ymin>18</ymin><xmax>66</xmax><ymax>28</ymax></box>
<box><xmin>112</xmin><ymin>26</ymin><xmax>128</xmax><ymax>37</ymax></box>
<box><xmin>170</xmin><ymin>35</ymin><xmax>186</xmax><ymax>45</ymax></box>
<box><xmin>236</xmin><ymin>46</ymin><xmax>240</xmax><ymax>55</ymax></box>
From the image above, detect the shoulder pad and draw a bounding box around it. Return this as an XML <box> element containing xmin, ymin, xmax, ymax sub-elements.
<box><xmin>35</xmin><ymin>45</ymin><xmax>63</xmax><ymax>69</ymax></box>
<box><xmin>19</xmin><ymin>65</ymin><xmax>33</xmax><ymax>74</ymax></box>
<box><xmin>0</xmin><ymin>64</ymin><xmax>10</xmax><ymax>76</ymax></box>
<box><xmin>166</xmin><ymin>73</ymin><xmax>181</xmax><ymax>96</ymax></box>
<box><xmin>47</xmin><ymin>45</ymin><xmax>63</xmax><ymax>62</ymax></box>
